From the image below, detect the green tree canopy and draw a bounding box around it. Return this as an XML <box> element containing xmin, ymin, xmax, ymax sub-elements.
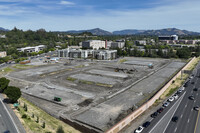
<box><xmin>4</xmin><ymin>86</ymin><xmax>21</xmax><ymax>103</ymax></box>
<box><xmin>0</xmin><ymin>77</ymin><xmax>10</xmax><ymax>92</ymax></box>
<box><xmin>56</xmin><ymin>126</ymin><xmax>65</xmax><ymax>133</ymax></box>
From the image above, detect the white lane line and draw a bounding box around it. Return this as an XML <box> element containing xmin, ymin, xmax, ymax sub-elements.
<box><xmin>197</xmin><ymin>93</ymin><xmax>199</xmax><ymax>96</ymax></box>
<box><xmin>174</xmin><ymin>127</ymin><xmax>177</xmax><ymax>133</ymax></box>
<box><xmin>185</xmin><ymin>104</ymin><xmax>187</xmax><ymax>108</ymax></box>
<box><xmin>194</xmin><ymin>100</ymin><xmax>196</xmax><ymax>103</ymax></box>
<box><xmin>149</xmin><ymin>118</ymin><xmax>154</xmax><ymax>122</ymax></box>
<box><xmin>181</xmin><ymin>114</ymin><xmax>183</xmax><ymax>118</ymax></box>
<box><xmin>0</xmin><ymin>99</ymin><xmax>20</xmax><ymax>133</ymax></box>
<box><xmin>188</xmin><ymin>119</ymin><xmax>190</xmax><ymax>123</ymax></box>
<box><xmin>191</xmin><ymin>108</ymin><xmax>193</xmax><ymax>112</ymax></box>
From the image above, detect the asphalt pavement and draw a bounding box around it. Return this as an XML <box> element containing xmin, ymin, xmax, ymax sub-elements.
<box><xmin>140</xmin><ymin>61</ymin><xmax>200</xmax><ymax>133</ymax></box>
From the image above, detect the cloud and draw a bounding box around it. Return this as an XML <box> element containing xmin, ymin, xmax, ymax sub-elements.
<box><xmin>59</xmin><ymin>1</ymin><xmax>75</xmax><ymax>5</ymax></box>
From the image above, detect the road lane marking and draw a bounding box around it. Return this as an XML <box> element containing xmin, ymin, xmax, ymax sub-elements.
<box><xmin>149</xmin><ymin>118</ymin><xmax>153</xmax><ymax>122</ymax></box>
<box><xmin>188</xmin><ymin>119</ymin><xmax>190</xmax><ymax>123</ymax></box>
<box><xmin>149</xmin><ymin>92</ymin><xmax>185</xmax><ymax>133</ymax></box>
<box><xmin>181</xmin><ymin>114</ymin><xmax>183</xmax><ymax>118</ymax></box>
<box><xmin>174</xmin><ymin>127</ymin><xmax>177</xmax><ymax>133</ymax></box>
<box><xmin>197</xmin><ymin>93</ymin><xmax>199</xmax><ymax>96</ymax></box>
<box><xmin>194</xmin><ymin>100</ymin><xmax>196</xmax><ymax>103</ymax></box>
<box><xmin>194</xmin><ymin>110</ymin><xmax>200</xmax><ymax>133</ymax></box>
<box><xmin>185</xmin><ymin>104</ymin><xmax>187</xmax><ymax>108</ymax></box>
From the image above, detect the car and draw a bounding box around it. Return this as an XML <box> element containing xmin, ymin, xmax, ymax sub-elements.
<box><xmin>135</xmin><ymin>126</ymin><xmax>144</xmax><ymax>133</ymax></box>
<box><xmin>163</xmin><ymin>102</ymin><xmax>170</xmax><ymax>107</ymax></box>
<box><xmin>189</xmin><ymin>95</ymin><xmax>195</xmax><ymax>100</ymax></box>
<box><xmin>189</xmin><ymin>76</ymin><xmax>193</xmax><ymax>79</ymax></box>
<box><xmin>168</xmin><ymin>97</ymin><xmax>174</xmax><ymax>102</ymax></box>
<box><xmin>172</xmin><ymin>116</ymin><xmax>178</xmax><ymax>122</ymax></box>
<box><xmin>194</xmin><ymin>88</ymin><xmax>199</xmax><ymax>91</ymax></box>
<box><xmin>151</xmin><ymin>112</ymin><xmax>158</xmax><ymax>118</ymax></box>
<box><xmin>173</xmin><ymin>94</ymin><xmax>179</xmax><ymax>99</ymax></box>
<box><xmin>4</xmin><ymin>131</ymin><xmax>10</xmax><ymax>133</ymax></box>
<box><xmin>194</xmin><ymin>106</ymin><xmax>200</xmax><ymax>111</ymax></box>
<box><xmin>157</xmin><ymin>107</ymin><xmax>164</xmax><ymax>113</ymax></box>
<box><xmin>177</xmin><ymin>89</ymin><xmax>182</xmax><ymax>94</ymax></box>
<box><xmin>191</xmin><ymin>81</ymin><xmax>195</xmax><ymax>84</ymax></box>
<box><xmin>142</xmin><ymin>121</ymin><xmax>151</xmax><ymax>128</ymax></box>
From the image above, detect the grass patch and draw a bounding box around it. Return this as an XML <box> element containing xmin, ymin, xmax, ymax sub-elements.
<box><xmin>67</xmin><ymin>77</ymin><xmax>77</xmax><ymax>82</ymax></box>
<box><xmin>40</xmin><ymin>69</ymin><xmax>73</xmax><ymax>77</ymax></box>
<box><xmin>75</xmin><ymin>65</ymin><xmax>85</xmax><ymax>68</ymax></box>
<box><xmin>96</xmin><ymin>83</ymin><xmax>113</xmax><ymax>88</ymax></box>
<box><xmin>12</xmin><ymin>64</ymin><xmax>34</xmax><ymax>69</ymax></box>
<box><xmin>1</xmin><ymin>67</ymin><xmax>13</xmax><ymax>73</ymax></box>
<box><xmin>79</xmin><ymin>80</ymin><xmax>94</xmax><ymax>85</ymax></box>
<box><xmin>14</xmin><ymin>97</ymin><xmax>80</xmax><ymax>133</ymax></box>
<box><xmin>118</xmin><ymin>59</ymin><xmax>127</xmax><ymax>64</ymax></box>
<box><xmin>166</xmin><ymin>87</ymin><xmax>179</xmax><ymax>97</ymax></box>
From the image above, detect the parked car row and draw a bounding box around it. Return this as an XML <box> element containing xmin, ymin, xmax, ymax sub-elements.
<box><xmin>134</xmin><ymin>75</ymin><xmax>195</xmax><ymax>133</ymax></box>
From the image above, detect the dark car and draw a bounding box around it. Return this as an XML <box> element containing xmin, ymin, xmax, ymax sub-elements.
<box><xmin>157</xmin><ymin>107</ymin><xmax>164</xmax><ymax>113</ymax></box>
<box><xmin>143</xmin><ymin>121</ymin><xmax>151</xmax><ymax>128</ymax></box>
<box><xmin>4</xmin><ymin>130</ymin><xmax>10</xmax><ymax>133</ymax></box>
<box><xmin>172</xmin><ymin>116</ymin><xmax>178</xmax><ymax>122</ymax></box>
<box><xmin>151</xmin><ymin>112</ymin><xmax>158</xmax><ymax>118</ymax></box>
<box><xmin>189</xmin><ymin>95</ymin><xmax>195</xmax><ymax>100</ymax></box>
<box><xmin>191</xmin><ymin>81</ymin><xmax>195</xmax><ymax>84</ymax></box>
<box><xmin>194</xmin><ymin>106</ymin><xmax>200</xmax><ymax>111</ymax></box>
<box><xmin>194</xmin><ymin>88</ymin><xmax>198</xmax><ymax>91</ymax></box>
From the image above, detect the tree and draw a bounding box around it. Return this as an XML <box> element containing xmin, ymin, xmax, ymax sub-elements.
<box><xmin>56</xmin><ymin>126</ymin><xmax>64</xmax><ymax>133</ymax></box>
<box><xmin>4</xmin><ymin>86</ymin><xmax>21</xmax><ymax>103</ymax></box>
<box><xmin>0</xmin><ymin>77</ymin><xmax>10</xmax><ymax>92</ymax></box>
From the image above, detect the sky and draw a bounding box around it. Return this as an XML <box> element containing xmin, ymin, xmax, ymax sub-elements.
<box><xmin>0</xmin><ymin>0</ymin><xmax>200</xmax><ymax>32</ymax></box>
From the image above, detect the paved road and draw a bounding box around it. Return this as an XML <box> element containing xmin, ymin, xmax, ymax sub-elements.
<box><xmin>141</xmin><ymin>61</ymin><xmax>200</xmax><ymax>133</ymax></box>
<box><xmin>0</xmin><ymin>97</ymin><xmax>19</xmax><ymax>133</ymax></box>
<box><xmin>194</xmin><ymin>110</ymin><xmax>200</xmax><ymax>133</ymax></box>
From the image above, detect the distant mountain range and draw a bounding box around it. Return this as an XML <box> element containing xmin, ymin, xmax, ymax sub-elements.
<box><xmin>0</xmin><ymin>27</ymin><xmax>9</xmax><ymax>31</ymax></box>
<box><xmin>1</xmin><ymin>26</ymin><xmax>200</xmax><ymax>36</ymax></box>
<box><xmin>65</xmin><ymin>28</ymin><xmax>200</xmax><ymax>36</ymax></box>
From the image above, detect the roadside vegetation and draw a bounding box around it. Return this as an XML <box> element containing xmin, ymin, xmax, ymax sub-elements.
<box><xmin>14</xmin><ymin>97</ymin><xmax>80</xmax><ymax>133</ymax></box>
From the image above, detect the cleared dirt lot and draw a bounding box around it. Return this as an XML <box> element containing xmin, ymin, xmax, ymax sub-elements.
<box><xmin>6</xmin><ymin>57</ymin><xmax>186</xmax><ymax>132</ymax></box>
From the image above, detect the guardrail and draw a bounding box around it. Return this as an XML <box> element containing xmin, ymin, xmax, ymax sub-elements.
<box><xmin>106</xmin><ymin>57</ymin><xmax>196</xmax><ymax>133</ymax></box>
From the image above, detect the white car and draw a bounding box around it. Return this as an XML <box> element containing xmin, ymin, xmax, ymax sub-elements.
<box><xmin>173</xmin><ymin>94</ymin><xmax>179</xmax><ymax>100</ymax></box>
<box><xmin>168</xmin><ymin>97</ymin><xmax>174</xmax><ymax>102</ymax></box>
<box><xmin>163</xmin><ymin>102</ymin><xmax>170</xmax><ymax>107</ymax></box>
<box><xmin>179</xmin><ymin>87</ymin><xmax>184</xmax><ymax>91</ymax></box>
<box><xmin>135</xmin><ymin>126</ymin><xmax>144</xmax><ymax>133</ymax></box>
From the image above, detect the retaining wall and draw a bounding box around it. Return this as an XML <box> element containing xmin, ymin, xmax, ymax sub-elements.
<box><xmin>106</xmin><ymin>57</ymin><xmax>196</xmax><ymax>133</ymax></box>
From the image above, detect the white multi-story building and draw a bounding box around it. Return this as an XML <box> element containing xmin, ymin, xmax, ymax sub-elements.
<box><xmin>0</xmin><ymin>51</ymin><xmax>7</xmax><ymax>57</ymax></box>
<box><xmin>82</xmin><ymin>40</ymin><xmax>105</xmax><ymax>50</ymax></box>
<box><xmin>58</xmin><ymin>48</ymin><xmax>117</xmax><ymax>60</ymax></box>
<box><xmin>17</xmin><ymin>45</ymin><xmax>46</xmax><ymax>53</ymax></box>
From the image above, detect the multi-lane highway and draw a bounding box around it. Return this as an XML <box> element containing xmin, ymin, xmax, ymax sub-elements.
<box><xmin>140</xmin><ymin>61</ymin><xmax>200</xmax><ymax>133</ymax></box>
<box><xmin>0</xmin><ymin>95</ymin><xmax>19</xmax><ymax>133</ymax></box>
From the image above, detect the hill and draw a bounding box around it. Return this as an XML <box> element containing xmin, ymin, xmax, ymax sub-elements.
<box><xmin>66</xmin><ymin>28</ymin><xmax>112</xmax><ymax>35</ymax></box>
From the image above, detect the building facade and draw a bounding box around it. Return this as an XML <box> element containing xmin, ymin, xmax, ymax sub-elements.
<box><xmin>0</xmin><ymin>51</ymin><xmax>7</xmax><ymax>57</ymax></box>
<box><xmin>17</xmin><ymin>45</ymin><xmax>46</xmax><ymax>53</ymax></box>
<box><xmin>82</xmin><ymin>40</ymin><xmax>105</xmax><ymax>50</ymax></box>
<box><xmin>58</xmin><ymin>48</ymin><xmax>117</xmax><ymax>60</ymax></box>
